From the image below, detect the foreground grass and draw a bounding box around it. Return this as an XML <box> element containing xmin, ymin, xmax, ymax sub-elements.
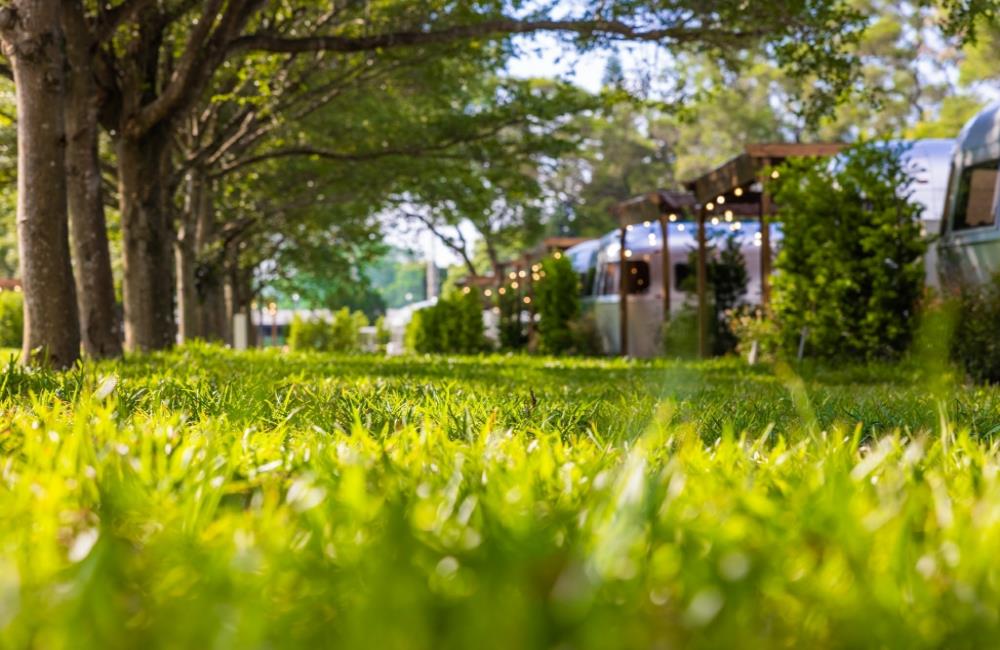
<box><xmin>1</xmin><ymin>346</ymin><xmax>1000</xmax><ymax>648</ymax></box>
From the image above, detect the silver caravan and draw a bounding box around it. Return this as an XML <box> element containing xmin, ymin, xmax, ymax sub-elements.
<box><xmin>566</xmin><ymin>220</ymin><xmax>779</xmax><ymax>357</ymax></box>
<box><xmin>938</xmin><ymin>104</ymin><xmax>1000</xmax><ymax>285</ymax></box>
<box><xmin>902</xmin><ymin>139</ymin><xmax>956</xmax><ymax>288</ymax></box>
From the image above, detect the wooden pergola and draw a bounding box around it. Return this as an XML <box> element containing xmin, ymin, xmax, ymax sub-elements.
<box><xmin>612</xmin><ymin>190</ymin><xmax>696</xmax><ymax>356</ymax></box>
<box><xmin>610</xmin><ymin>144</ymin><xmax>845</xmax><ymax>358</ymax></box>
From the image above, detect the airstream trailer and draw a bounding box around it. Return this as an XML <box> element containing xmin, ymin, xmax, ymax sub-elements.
<box><xmin>938</xmin><ymin>103</ymin><xmax>1000</xmax><ymax>286</ymax></box>
<box><xmin>566</xmin><ymin>220</ymin><xmax>780</xmax><ymax>357</ymax></box>
<box><xmin>901</xmin><ymin>139</ymin><xmax>956</xmax><ymax>288</ymax></box>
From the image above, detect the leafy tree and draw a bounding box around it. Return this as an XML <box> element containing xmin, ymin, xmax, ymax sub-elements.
<box><xmin>771</xmin><ymin>142</ymin><xmax>927</xmax><ymax>360</ymax></box>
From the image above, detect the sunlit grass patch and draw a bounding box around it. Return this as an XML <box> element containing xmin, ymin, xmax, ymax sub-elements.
<box><xmin>1</xmin><ymin>345</ymin><xmax>999</xmax><ymax>647</ymax></box>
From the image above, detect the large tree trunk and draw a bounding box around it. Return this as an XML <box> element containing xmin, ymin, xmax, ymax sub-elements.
<box><xmin>1</xmin><ymin>0</ymin><xmax>80</xmax><ymax>368</ymax></box>
<box><xmin>62</xmin><ymin>3</ymin><xmax>122</xmax><ymax>358</ymax></box>
<box><xmin>118</xmin><ymin>130</ymin><xmax>176</xmax><ymax>352</ymax></box>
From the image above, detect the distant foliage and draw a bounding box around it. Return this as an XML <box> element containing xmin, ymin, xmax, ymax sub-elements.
<box><xmin>497</xmin><ymin>284</ymin><xmax>528</xmax><ymax>351</ymax></box>
<box><xmin>534</xmin><ymin>254</ymin><xmax>581</xmax><ymax>354</ymax></box>
<box><xmin>288</xmin><ymin>308</ymin><xmax>368</xmax><ymax>353</ymax></box>
<box><xmin>951</xmin><ymin>276</ymin><xmax>1000</xmax><ymax>383</ymax></box>
<box><xmin>772</xmin><ymin>142</ymin><xmax>926</xmax><ymax>360</ymax></box>
<box><xmin>406</xmin><ymin>290</ymin><xmax>486</xmax><ymax>354</ymax></box>
<box><xmin>0</xmin><ymin>290</ymin><xmax>22</xmax><ymax>348</ymax></box>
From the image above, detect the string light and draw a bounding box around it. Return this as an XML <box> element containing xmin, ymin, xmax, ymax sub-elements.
<box><xmin>626</xmin><ymin>224</ymin><xmax>634</xmax><ymax>231</ymax></box>
<box><xmin>734</xmin><ymin>187</ymin><xmax>744</xmax><ymax>197</ymax></box>
<box><xmin>484</xmin><ymin>289</ymin><xmax>493</xmax><ymax>297</ymax></box>
<box><xmin>669</xmin><ymin>213</ymin><xmax>677</xmax><ymax>222</ymax></box>
<box><xmin>462</xmin><ymin>286</ymin><xmax>471</xmax><ymax>294</ymax></box>
<box><xmin>724</xmin><ymin>210</ymin><xmax>734</xmax><ymax>222</ymax></box>
<box><xmin>677</xmin><ymin>224</ymin><xmax>686</xmax><ymax>231</ymax></box>
<box><xmin>518</xmin><ymin>270</ymin><xmax>527</xmax><ymax>278</ymax></box>
<box><xmin>508</xmin><ymin>271</ymin><xmax>517</xmax><ymax>280</ymax></box>
<box><xmin>716</xmin><ymin>195</ymin><xmax>726</xmax><ymax>204</ymax></box>
<box><xmin>532</xmin><ymin>273</ymin><xmax>541</xmax><ymax>281</ymax></box>
<box><xmin>706</xmin><ymin>202</ymin><xmax>714</xmax><ymax>211</ymax></box>
<box><xmin>498</xmin><ymin>287</ymin><xmax>507</xmax><ymax>295</ymax></box>
<box><xmin>523</xmin><ymin>296</ymin><xmax>531</xmax><ymax>304</ymax></box>
<box><xmin>711</xmin><ymin>217</ymin><xmax>719</xmax><ymax>225</ymax></box>
<box><xmin>511</xmin><ymin>281</ymin><xmax>519</xmax><ymax>289</ymax></box>
<box><xmin>553</xmin><ymin>252</ymin><xmax>562</xmax><ymax>260</ymax></box>
<box><xmin>770</xmin><ymin>170</ymin><xmax>780</xmax><ymax>179</ymax></box>
<box><xmin>624</xmin><ymin>249</ymin><xmax>633</xmax><ymax>258</ymax></box>
<box><xmin>643</xmin><ymin>220</ymin><xmax>651</xmax><ymax>227</ymax></box>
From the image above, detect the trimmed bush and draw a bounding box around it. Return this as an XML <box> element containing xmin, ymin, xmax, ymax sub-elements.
<box><xmin>288</xmin><ymin>307</ymin><xmax>368</xmax><ymax>352</ymax></box>
<box><xmin>951</xmin><ymin>276</ymin><xmax>1000</xmax><ymax>383</ymax></box>
<box><xmin>771</xmin><ymin>142</ymin><xmax>926</xmax><ymax>360</ymax></box>
<box><xmin>406</xmin><ymin>290</ymin><xmax>486</xmax><ymax>354</ymax></box>
<box><xmin>0</xmin><ymin>290</ymin><xmax>22</xmax><ymax>348</ymax></box>
<box><xmin>534</xmin><ymin>254</ymin><xmax>580</xmax><ymax>354</ymax></box>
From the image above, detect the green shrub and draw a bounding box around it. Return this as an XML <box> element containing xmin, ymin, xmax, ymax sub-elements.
<box><xmin>405</xmin><ymin>290</ymin><xmax>486</xmax><ymax>354</ymax></box>
<box><xmin>534</xmin><ymin>254</ymin><xmax>580</xmax><ymax>354</ymax></box>
<box><xmin>666</xmin><ymin>233</ymin><xmax>748</xmax><ymax>357</ymax></box>
<box><xmin>288</xmin><ymin>308</ymin><xmax>368</xmax><ymax>352</ymax></box>
<box><xmin>729</xmin><ymin>305</ymin><xmax>781</xmax><ymax>363</ymax></box>
<box><xmin>329</xmin><ymin>307</ymin><xmax>368</xmax><ymax>352</ymax></box>
<box><xmin>771</xmin><ymin>142</ymin><xmax>926</xmax><ymax>360</ymax></box>
<box><xmin>497</xmin><ymin>284</ymin><xmax>527</xmax><ymax>350</ymax></box>
<box><xmin>0</xmin><ymin>290</ymin><xmax>23</xmax><ymax>348</ymax></box>
<box><xmin>950</xmin><ymin>276</ymin><xmax>1000</xmax><ymax>383</ymax></box>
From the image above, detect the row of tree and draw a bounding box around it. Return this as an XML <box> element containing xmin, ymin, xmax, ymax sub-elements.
<box><xmin>0</xmin><ymin>0</ymin><xmax>979</xmax><ymax>366</ymax></box>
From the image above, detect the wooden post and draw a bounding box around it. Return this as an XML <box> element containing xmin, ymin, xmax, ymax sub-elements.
<box><xmin>759</xmin><ymin>159</ymin><xmax>773</xmax><ymax>312</ymax></box>
<box><xmin>658</xmin><ymin>213</ymin><xmax>671</xmax><ymax>322</ymax></box>
<box><xmin>696</xmin><ymin>206</ymin><xmax>709</xmax><ymax>359</ymax></box>
<box><xmin>619</xmin><ymin>220</ymin><xmax>628</xmax><ymax>357</ymax></box>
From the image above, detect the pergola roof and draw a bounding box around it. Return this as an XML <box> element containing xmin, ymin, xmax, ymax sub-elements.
<box><xmin>614</xmin><ymin>189</ymin><xmax>697</xmax><ymax>221</ymax></box>
<box><xmin>684</xmin><ymin>143</ymin><xmax>846</xmax><ymax>214</ymax></box>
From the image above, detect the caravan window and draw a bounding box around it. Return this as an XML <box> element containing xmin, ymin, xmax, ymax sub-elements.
<box><xmin>599</xmin><ymin>261</ymin><xmax>651</xmax><ymax>295</ymax></box>
<box><xmin>952</xmin><ymin>159</ymin><xmax>999</xmax><ymax>230</ymax></box>
<box><xmin>674</xmin><ymin>263</ymin><xmax>692</xmax><ymax>291</ymax></box>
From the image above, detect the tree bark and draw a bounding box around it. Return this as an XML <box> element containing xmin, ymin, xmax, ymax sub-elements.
<box><xmin>117</xmin><ymin>129</ymin><xmax>176</xmax><ymax>351</ymax></box>
<box><xmin>175</xmin><ymin>170</ymin><xmax>201</xmax><ymax>342</ymax></box>
<box><xmin>1</xmin><ymin>0</ymin><xmax>81</xmax><ymax>368</ymax></box>
<box><xmin>193</xmin><ymin>174</ymin><xmax>227</xmax><ymax>341</ymax></box>
<box><xmin>62</xmin><ymin>2</ymin><xmax>122</xmax><ymax>358</ymax></box>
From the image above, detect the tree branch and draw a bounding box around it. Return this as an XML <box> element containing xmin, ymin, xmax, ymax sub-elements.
<box><xmin>229</xmin><ymin>18</ymin><xmax>765</xmax><ymax>56</ymax></box>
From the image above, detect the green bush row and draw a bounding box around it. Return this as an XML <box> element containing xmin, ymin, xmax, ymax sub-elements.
<box><xmin>288</xmin><ymin>307</ymin><xmax>369</xmax><ymax>353</ymax></box>
<box><xmin>405</xmin><ymin>290</ymin><xmax>486</xmax><ymax>354</ymax></box>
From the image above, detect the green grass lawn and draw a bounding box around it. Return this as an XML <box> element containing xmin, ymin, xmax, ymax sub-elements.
<box><xmin>2</xmin><ymin>346</ymin><xmax>1000</xmax><ymax>648</ymax></box>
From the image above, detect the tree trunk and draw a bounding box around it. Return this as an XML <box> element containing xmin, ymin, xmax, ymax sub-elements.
<box><xmin>1</xmin><ymin>0</ymin><xmax>81</xmax><ymax>368</ymax></box>
<box><xmin>117</xmin><ymin>130</ymin><xmax>176</xmax><ymax>352</ymax></box>
<box><xmin>175</xmin><ymin>171</ymin><xmax>201</xmax><ymax>342</ymax></box>
<box><xmin>193</xmin><ymin>174</ymin><xmax>227</xmax><ymax>341</ymax></box>
<box><xmin>62</xmin><ymin>3</ymin><xmax>122</xmax><ymax>358</ymax></box>
<box><xmin>175</xmin><ymin>220</ymin><xmax>198</xmax><ymax>342</ymax></box>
